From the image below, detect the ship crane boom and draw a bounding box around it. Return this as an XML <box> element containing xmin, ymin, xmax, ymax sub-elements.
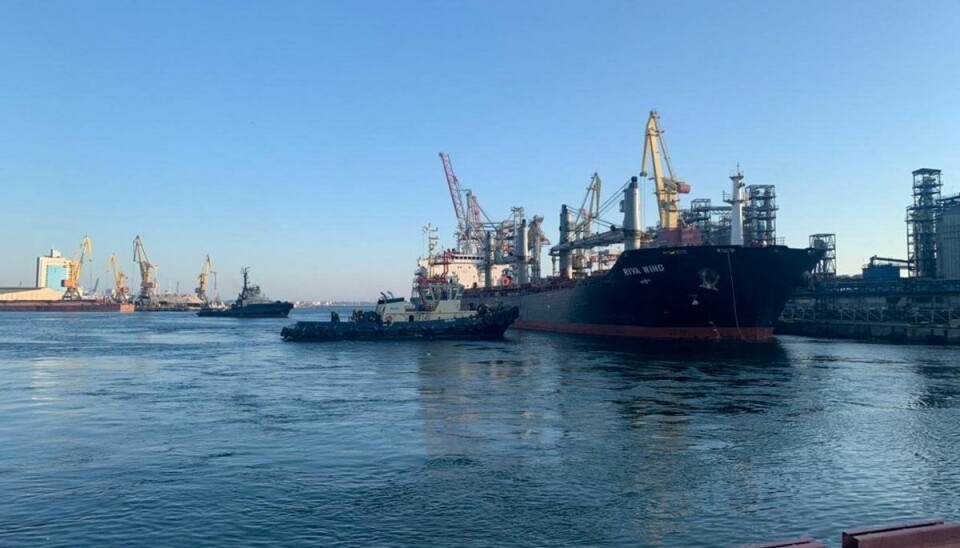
<box><xmin>439</xmin><ymin>152</ymin><xmax>472</xmax><ymax>251</ymax></box>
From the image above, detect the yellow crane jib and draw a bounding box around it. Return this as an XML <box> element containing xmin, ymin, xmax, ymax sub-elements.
<box><xmin>196</xmin><ymin>255</ymin><xmax>214</xmax><ymax>302</ymax></box>
<box><xmin>62</xmin><ymin>235</ymin><xmax>93</xmax><ymax>300</ymax></box>
<box><xmin>107</xmin><ymin>253</ymin><xmax>130</xmax><ymax>303</ymax></box>
<box><xmin>133</xmin><ymin>235</ymin><xmax>158</xmax><ymax>305</ymax></box>
<box><xmin>639</xmin><ymin>110</ymin><xmax>691</xmax><ymax>232</ymax></box>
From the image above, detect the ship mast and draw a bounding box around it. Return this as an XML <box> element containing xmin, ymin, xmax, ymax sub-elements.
<box><xmin>727</xmin><ymin>168</ymin><xmax>746</xmax><ymax>246</ymax></box>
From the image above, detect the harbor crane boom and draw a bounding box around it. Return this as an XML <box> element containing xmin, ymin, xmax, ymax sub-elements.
<box><xmin>440</xmin><ymin>152</ymin><xmax>471</xmax><ymax>249</ymax></box>
<box><xmin>439</xmin><ymin>152</ymin><xmax>492</xmax><ymax>253</ymax></box>
<box><xmin>640</xmin><ymin>110</ymin><xmax>690</xmax><ymax>231</ymax></box>
<box><xmin>62</xmin><ymin>235</ymin><xmax>93</xmax><ymax>300</ymax></box>
<box><xmin>132</xmin><ymin>235</ymin><xmax>158</xmax><ymax>305</ymax></box>
<box><xmin>196</xmin><ymin>255</ymin><xmax>214</xmax><ymax>303</ymax></box>
<box><xmin>107</xmin><ymin>253</ymin><xmax>129</xmax><ymax>303</ymax></box>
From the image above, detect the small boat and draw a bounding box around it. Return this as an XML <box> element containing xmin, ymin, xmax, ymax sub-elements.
<box><xmin>280</xmin><ymin>270</ymin><xmax>519</xmax><ymax>341</ymax></box>
<box><xmin>197</xmin><ymin>267</ymin><xmax>293</xmax><ymax>318</ymax></box>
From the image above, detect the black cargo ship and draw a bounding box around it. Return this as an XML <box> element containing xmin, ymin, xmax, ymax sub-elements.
<box><xmin>462</xmin><ymin>244</ymin><xmax>819</xmax><ymax>342</ymax></box>
<box><xmin>432</xmin><ymin>112</ymin><xmax>819</xmax><ymax>342</ymax></box>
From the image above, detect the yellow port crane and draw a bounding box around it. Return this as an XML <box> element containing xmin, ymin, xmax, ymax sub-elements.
<box><xmin>62</xmin><ymin>235</ymin><xmax>93</xmax><ymax>300</ymax></box>
<box><xmin>107</xmin><ymin>253</ymin><xmax>130</xmax><ymax>303</ymax></box>
<box><xmin>132</xmin><ymin>235</ymin><xmax>158</xmax><ymax>305</ymax></box>
<box><xmin>196</xmin><ymin>255</ymin><xmax>214</xmax><ymax>303</ymax></box>
<box><xmin>640</xmin><ymin>110</ymin><xmax>690</xmax><ymax>231</ymax></box>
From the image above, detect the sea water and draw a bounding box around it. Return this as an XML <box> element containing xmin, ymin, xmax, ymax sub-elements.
<box><xmin>2</xmin><ymin>310</ymin><xmax>959</xmax><ymax>546</ymax></box>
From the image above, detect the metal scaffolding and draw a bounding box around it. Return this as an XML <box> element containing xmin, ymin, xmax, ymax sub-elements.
<box><xmin>744</xmin><ymin>185</ymin><xmax>778</xmax><ymax>246</ymax></box>
<box><xmin>907</xmin><ymin>168</ymin><xmax>942</xmax><ymax>278</ymax></box>
<box><xmin>809</xmin><ymin>233</ymin><xmax>837</xmax><ymax>279</ymax></box>
<box><xmin>681</xmin><ymin>199</ymin><xmax>731</xmax><ymax>246</ymax></box>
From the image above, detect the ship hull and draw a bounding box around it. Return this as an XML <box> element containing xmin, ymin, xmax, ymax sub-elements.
<box><xmin>281</xmin><ymin>306</ymin><xmax>519</xmax><ymax>342</ymax></box>
<box><xmin>0</xmin><ymin>300</ymin><xmax>134</xmax><ymax>313</ymax></box>
<box><xmin>197</xmin><ymin>302</ymin><xmax>293</xmax><ymax>318</ymax></box>
<box><xmin>462</xmin><ymin>245</ymin><xmax>820</xmax><ymax>342</ymax></box>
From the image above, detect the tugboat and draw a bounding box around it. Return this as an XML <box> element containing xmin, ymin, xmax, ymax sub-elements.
<box><xmin>280</xmin><ymin>269</ymin><xmax>519</xmax><ymax>341</ymax></box>
<box><xmin>197</xmin><ymin>267</ymin><xmax>293</xmax><ymax>318</ymax></box>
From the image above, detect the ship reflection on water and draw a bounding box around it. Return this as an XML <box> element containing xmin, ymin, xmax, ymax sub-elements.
<box><xmin>411</xmin><ymin>332</ymin><xmax>960</xmax><ymax>545</ymax></box>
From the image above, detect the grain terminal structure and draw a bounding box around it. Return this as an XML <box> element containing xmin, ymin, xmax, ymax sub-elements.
<box><xmin>779</xmin><ymin>168</ymin><xmax>960</xmax><ymax>343</ymax></box>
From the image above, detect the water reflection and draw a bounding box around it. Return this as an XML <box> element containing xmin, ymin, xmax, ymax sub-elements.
<box><xmin>6</xmin><ymin>315</ymin><xmax>960</xmax><ymax>546</ymax></box>
<box><xmin>414</xmin><ymin>340</ymin><xmax>563</xmax><ymax>459</ymax></box>
<box><xmin>535</xmin><ymin>335</ymin><xmax>813</xmax><ymax>546</ymax></box>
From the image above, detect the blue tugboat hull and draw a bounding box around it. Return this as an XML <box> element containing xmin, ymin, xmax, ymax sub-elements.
<box><xmin>280</xmin><ymin>306</ymin><xmax>519</xmax><ymax>342</ymax></box>
<box><xmin>197</xmin><ymin>302</ymin><xmax>293</xmax><ymax>318</ymax></box>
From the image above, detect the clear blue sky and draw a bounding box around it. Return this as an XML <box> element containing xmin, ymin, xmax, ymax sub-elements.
<box><xmin>2</xmin><ymin>1</ymin><xmax>958</xmax><ymax>300</ymax></box>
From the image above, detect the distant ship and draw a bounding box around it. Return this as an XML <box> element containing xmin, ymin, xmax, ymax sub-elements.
<box><xmin>426</xmin><ymin>112</ymin><xmax>821</xmax><ymax>342</ymax></box>
<box><xmin>197</xmin><ymin>267</ymin><xmax>293</xmax><ymax>318</ymax></box>
<box><xmin>281</xmin><ymin>270</ymin><xmax>518</xmax><ymax>341</ymax></box>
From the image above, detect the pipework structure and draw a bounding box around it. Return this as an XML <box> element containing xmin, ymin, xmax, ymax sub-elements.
<box><xmin>743</xmin><ymin>185</ymin><xmax>777</xmax><ymax>246</ymax></box>
<box><xmin>683</xmin><ymin>199</ymin><xmax>732</xmax><ymax>246</ymax></box>
<box><xmin>809</xmin><ymin>233</ymin><xmax>837</xmax><ymax>279</ymax></box>
<box><xmin>907</xmin><ymin>168</ymin><xmax>942</xmax><ymax>279</ymax></box>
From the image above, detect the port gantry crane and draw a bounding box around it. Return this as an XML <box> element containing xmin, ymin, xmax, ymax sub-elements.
<box><xmin>439</xmin><ymin>152</ymin><xmax>483</xmax><ymax>254</ymax></box>
<box><xmin>62</xmin><ymin>235</ymin><xmax>93</xmax><ymax>300</ymax></box>
<box><xmin>132</xmin><ymin>235</ymin><xmax>158</xmax><ymax>306</ymax></box>
<box><xmin>196</xmin><ymin>255</ymin><xmax>214</xmax><ymax>303</ymax></box>
<box><xmin>640</xmin><ymin>110</ymin><xmax>690</xmax><ymax>231</ymax></box>
<box><xmin>106</xmin><ymin>253</ymin><xmax>130</xmax><ymax>303</ymax></box>
<box><xmin>437</xmin><ymin>151</ymin><xmax>553</xmax><ymax>283</ymax></box>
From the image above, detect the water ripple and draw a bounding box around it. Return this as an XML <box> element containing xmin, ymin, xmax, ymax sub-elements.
<box><xmin>1</xmin><ymin>313</ymin><xmax>960</xmax><ymax>546</ymax></box>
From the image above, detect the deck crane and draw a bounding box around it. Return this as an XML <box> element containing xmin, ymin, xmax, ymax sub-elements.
<box><xmin>439</xmin><ymin>152</ymin><xmax>491</xmax><ymax>254</ymax></box>
<box><xmin>574</xmin><ymin>173</ymin><xmax>603</xmax><ymax>240</ymax></box>
<box><xmin>568</xmin><ymin>173</ymin><xmax>604</xmax><ymax>272</ymax></box>
<box><xmin>640</xmin><ymin>110</ymin><xmax>690</xmax><ymax>231</ymax></box>
<box><xmin>107</xmin><ymin>253</ymin><xmax>130</xmax><ymax>303</ymax></box>
<box><xmin>467</xmin><ymin>191</ymin><xmax>485</xmax><ymax>238</ymax></box>
<box><xmin>439</xmin><ymin>152</ymin><xmax>472</xmax><ymax>252</ymax></box>
<box><xmin>196</xmin><ymin>255</ymin><xmax>214</xmax><ymax>303</ymax></box>
<box><xmin>62</xmin><ymin>235</ymin><xmax>93</xmax><ymax>300</ymax></box>
<box><xmin>132</xmin><ymin>235</ymin><xmax>158</xmax><ymax>306</ymax></box>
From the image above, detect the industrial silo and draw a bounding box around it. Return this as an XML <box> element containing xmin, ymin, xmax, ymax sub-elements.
<box><xmin>937</xmin><ymin>196</ymin><xmax>960</xmax><ymax>279</ymax></box>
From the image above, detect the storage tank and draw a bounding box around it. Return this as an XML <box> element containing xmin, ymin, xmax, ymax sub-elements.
<box><xmin>862</xmin><ymin>264</ymin><xmax>900</xmax><ymax>282</ymax></box>
<box><xmin>937</xmin><ymin>200</ymin><xmax>960</xmax><ymax>279</ymax></box>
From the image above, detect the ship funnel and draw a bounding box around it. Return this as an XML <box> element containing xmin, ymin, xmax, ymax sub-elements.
<box><xmin>623</xmin><ymin>177</ymin><xmax>642</xmax><ymax>251</ymax></box>
<box><xmin>559</xmin><ymin>205</ymin><xmax>573</xmax><ymax>279</ymax></box>
<box><xmin>517</xmin><ymin>219</ymin><xmax>530</xmax><ymax>285</ymax></box>
<box><xmin>728</xmin><ymin>169</ymin><xmax>745</xmax><ymax>246</ymax></box>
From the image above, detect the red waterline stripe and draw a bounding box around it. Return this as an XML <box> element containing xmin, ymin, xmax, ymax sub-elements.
<box><xmin>513</xmin><ymin>320</ymin><xmax>774</xmax><ymax>342</ymax></box>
